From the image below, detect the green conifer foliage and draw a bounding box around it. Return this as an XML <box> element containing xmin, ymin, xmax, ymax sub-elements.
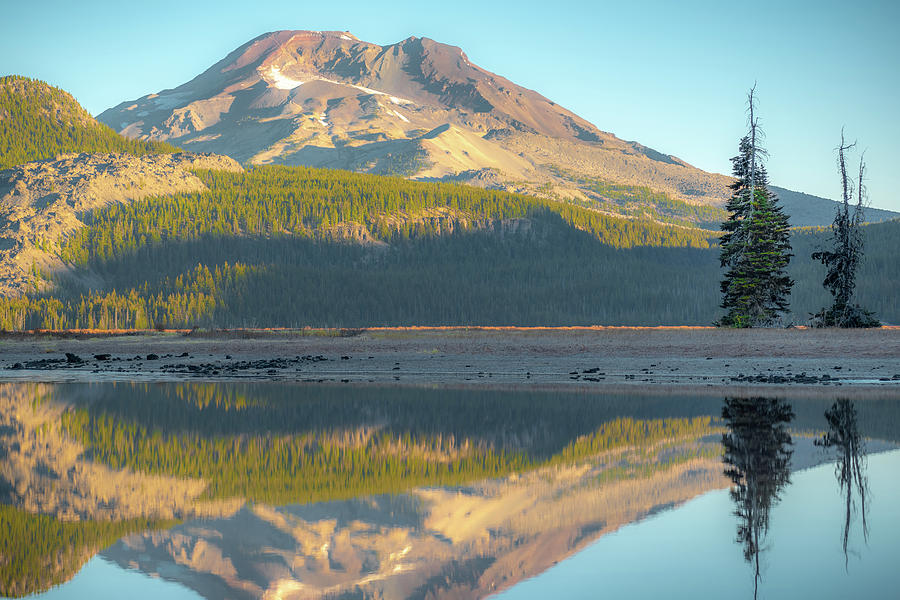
<box><xmin>718</xmin><ymin>92</ymin><xmax>793</xmax><ymax>327</ymax></box>
<box><xmin>0</xmin><ymin>75</ymin><xmax>177</xmax><ymax>169</ymax></box>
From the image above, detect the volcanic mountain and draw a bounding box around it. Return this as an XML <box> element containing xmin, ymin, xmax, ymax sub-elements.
<box><xmin>98</xmin><ymin>30</ymin><xmax>735</xmax><ymax>211</ymax></box>
<box><xmin>98</xmin><ymin>30</ymin><xmax>899</xmax><ymax>226</ymax></box>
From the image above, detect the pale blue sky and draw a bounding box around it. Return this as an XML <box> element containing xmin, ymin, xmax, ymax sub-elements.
<box><xmin>2</xmin><ymin>0</ymin><xmax>898</xmax><ymax>210</ymax></box>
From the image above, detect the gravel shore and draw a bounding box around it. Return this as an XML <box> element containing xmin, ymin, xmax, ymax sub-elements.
<box><xmin>1</xmin><ymin>327</ymin><xmax>898</xmax><ymax>395</ymax></box>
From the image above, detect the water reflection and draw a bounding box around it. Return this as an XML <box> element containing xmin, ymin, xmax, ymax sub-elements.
<box><xmin>0</xmin><ymin>383</ymin><xmax>724</xmax><ymax>598</ymax></box>
<box><xmin>1</xmin><ymin>384</ymin><xmax>898</xmax><ymax>599</ymax></box>
<box><xmin>721</xmin><ymin>397</ymin><xmax>794</xmax><ymax>599</ymax></box>
<box><xmin>816</xmin><ymin>399</ymin><xmax>869</xmax><ymax>567</ymax></box>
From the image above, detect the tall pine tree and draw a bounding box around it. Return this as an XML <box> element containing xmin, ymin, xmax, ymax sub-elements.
<box><xmin>718</xmin><ymin>88</ymin><xmax>793</xmax><ymax>327</ymax></box>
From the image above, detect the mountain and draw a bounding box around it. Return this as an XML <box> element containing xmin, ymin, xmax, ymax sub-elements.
<box><xmin>98</xmin><ymin>31</ymin><xmax>899</xmax><ymax>228</ymax></box>
<box><xmin>771</xmin><ymin>186</ymin><xmax>899</xmax><ymax>227</ymax></box>
<box><xmin>97</xmin><ymin>30</ymin><xmax>736</xmax><ymax>213</ymax></box>
<box><xmin>0</xmin><ymin>75</ymin><xmax>177</xmax><ymax>170</ymax></box>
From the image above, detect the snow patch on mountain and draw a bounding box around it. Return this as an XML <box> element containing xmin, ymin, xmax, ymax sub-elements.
<box><xmin>351</xmin><ymin>85</ymin><xmax>414</xmax><ymax>106</ymax></box>
<box><xmin>266</xmin><ymin>65</ymin><xmax>305</xmax><ymax>90</ymax></box>
<box><xmin>352</xmin><ymin>84</ymin><xmax>386</xmax><ymax>97</ymax></box>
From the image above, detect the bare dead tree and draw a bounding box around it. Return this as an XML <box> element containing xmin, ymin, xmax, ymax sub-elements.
<box><xmin>747</xmin><ymin>84</ymin><xmax>764</xmax><ymax>200</ymax></box>
<box><xmin>811</xmin><ymin>130</ymin><xmax>879</xmax><ymax>327</ymax></box>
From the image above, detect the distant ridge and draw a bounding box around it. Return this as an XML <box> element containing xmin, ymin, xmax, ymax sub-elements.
<box><xmin>771</xmin><ymin>186</ymin><xmax>899</xmax><ymax>227</ymax></box>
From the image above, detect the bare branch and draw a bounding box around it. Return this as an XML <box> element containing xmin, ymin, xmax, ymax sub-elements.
<box><xmin>837</xmin><ymin>128</ymin><xmax>857</xmax><ymax>212</ymax></box>
<box><xmin>747</xmin><ymin>85</ymin><xmax>760</xmax><ymax>198</ymax></box>
<box><xmin>854</xmin><ymin>152</ymin><xmax>867</xmax><ymax>226</ymax></box>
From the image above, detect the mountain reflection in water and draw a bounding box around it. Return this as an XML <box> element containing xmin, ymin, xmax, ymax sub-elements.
<box><xmin>0</xmin><ymin>383</ymin><xmax>898</xmax><ymax>599</ymax></box>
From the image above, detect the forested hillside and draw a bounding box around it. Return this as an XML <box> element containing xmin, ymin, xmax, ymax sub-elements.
<box><xmin>0</xmin><ymin>165</ymin><xmax>724</xmax><ymax>328</ymax></box>
<box><xmin>0</xmin><ymin>75</ymin><xmax>177</xmax><ymax>170</ymax></box>
<box><xmin>59</xmin><ymin>166</ymin><xmax>714</xmax><ymax>261</ymax></box>
<box><xmin>0</xmin><ymin>163</ymin><xmax>896</xmax><ymax>329</ymax></box>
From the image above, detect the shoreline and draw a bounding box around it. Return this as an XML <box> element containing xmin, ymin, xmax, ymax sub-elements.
<box><xmin>1</xmin><ymin>327</ymin><xmax>898</xmax><ymax>393</ymax></box>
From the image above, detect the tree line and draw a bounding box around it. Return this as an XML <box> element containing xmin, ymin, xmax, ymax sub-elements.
<box><xmin>59</xmin><ymin>381</ymin><xmax>716</xmax><ymax>505</ymax></box>
<box><xmin>1</xmin><ymin>217</ymin><xmax>897</xmax><ymax>330</ymax></box>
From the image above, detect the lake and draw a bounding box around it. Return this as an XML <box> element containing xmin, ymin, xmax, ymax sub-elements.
<box><xmin>1</xmin><ymin>382</ymin><xmax>897</xmax><ymax>599</ymax></box>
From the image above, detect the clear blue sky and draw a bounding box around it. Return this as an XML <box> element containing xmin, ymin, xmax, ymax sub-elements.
<box><xmin>2</xmin><ymin>0</ymin><xmax>898</xmax><ymax>210</ymax></box>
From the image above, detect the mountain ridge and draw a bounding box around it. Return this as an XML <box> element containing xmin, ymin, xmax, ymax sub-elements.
<box><xmin>97</xmin><ymin>30</ymin><xmax>737</xmax><ymax>212</ymax></box>
<box><xmin>96</xmin><ymin>30</ymin><xmax>899</xmax><ymax>227</ymax></box>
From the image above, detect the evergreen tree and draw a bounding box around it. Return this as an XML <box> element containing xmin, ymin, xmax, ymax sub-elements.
<box><xmin>718</xmin><ymin>89</ymin><xmax>793</xmax><ymax>327</ymax></box>
<box><xmin>810</xmin><ymin>133</ymin><xmax>880</xmax><ymax>327</ymax></box>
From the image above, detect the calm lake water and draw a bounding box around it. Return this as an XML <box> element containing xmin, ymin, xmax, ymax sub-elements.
<box><xmin>1</xmin><ymin>382</ymin><xmax>898</xmax><ymax>599</ymax></box>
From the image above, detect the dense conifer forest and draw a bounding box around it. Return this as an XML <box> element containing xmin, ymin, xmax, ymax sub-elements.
<box><xmin>2</xmin><ymin>165</ymin><xmax>738</xmax><ymax>329</ymax></box>
<box><xmin>0</xmin><ymin>75</ymin><xmax>177</xmax><ymax>169</ymax></box>
<box><xmin>58</xmin><ymin>166</ymin><xmax>715</xmax><ymax>262</ymax></box>
<box><xmin>58</xmin><ymin>383</ymin><xmax>719</xmax><ymax>504</ymax></box>
<box><xmin>0</xmin><ymin>161</ymin><xmax>897</xmax><ymax>329</ymax></box>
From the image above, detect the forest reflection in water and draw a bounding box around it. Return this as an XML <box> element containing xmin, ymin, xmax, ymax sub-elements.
<box><xmin>0</xmin><ymin>383</ymin><xmax>896</xmax><ymax>600</ymax></box>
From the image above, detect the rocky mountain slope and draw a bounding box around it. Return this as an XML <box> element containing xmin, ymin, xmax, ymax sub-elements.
<box><xmin>0</xmin><ymin>152</ymin><xmax>242</xmax><ymax>297</ymax></box>
<box><xmin>98</xmin><ymin>30</ymin><xmax>735</xmax><ymax>210</ymax></box>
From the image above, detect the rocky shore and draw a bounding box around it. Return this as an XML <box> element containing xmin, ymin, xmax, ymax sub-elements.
<box><xmin>1</xmin><ymin>327</ymin><xmax>898</xmax><ymax>394</ymax></box>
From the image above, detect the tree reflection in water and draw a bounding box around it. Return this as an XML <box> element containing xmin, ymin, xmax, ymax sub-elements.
<box><xmin>721</xmin><ymin>397</ymin><xmax>794</xmax><ymax>599</ymax></box>
<box><xmin>815</xmin><ymin>399</ymin><xmax>869</xmax><ymax>568</ymax></box>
